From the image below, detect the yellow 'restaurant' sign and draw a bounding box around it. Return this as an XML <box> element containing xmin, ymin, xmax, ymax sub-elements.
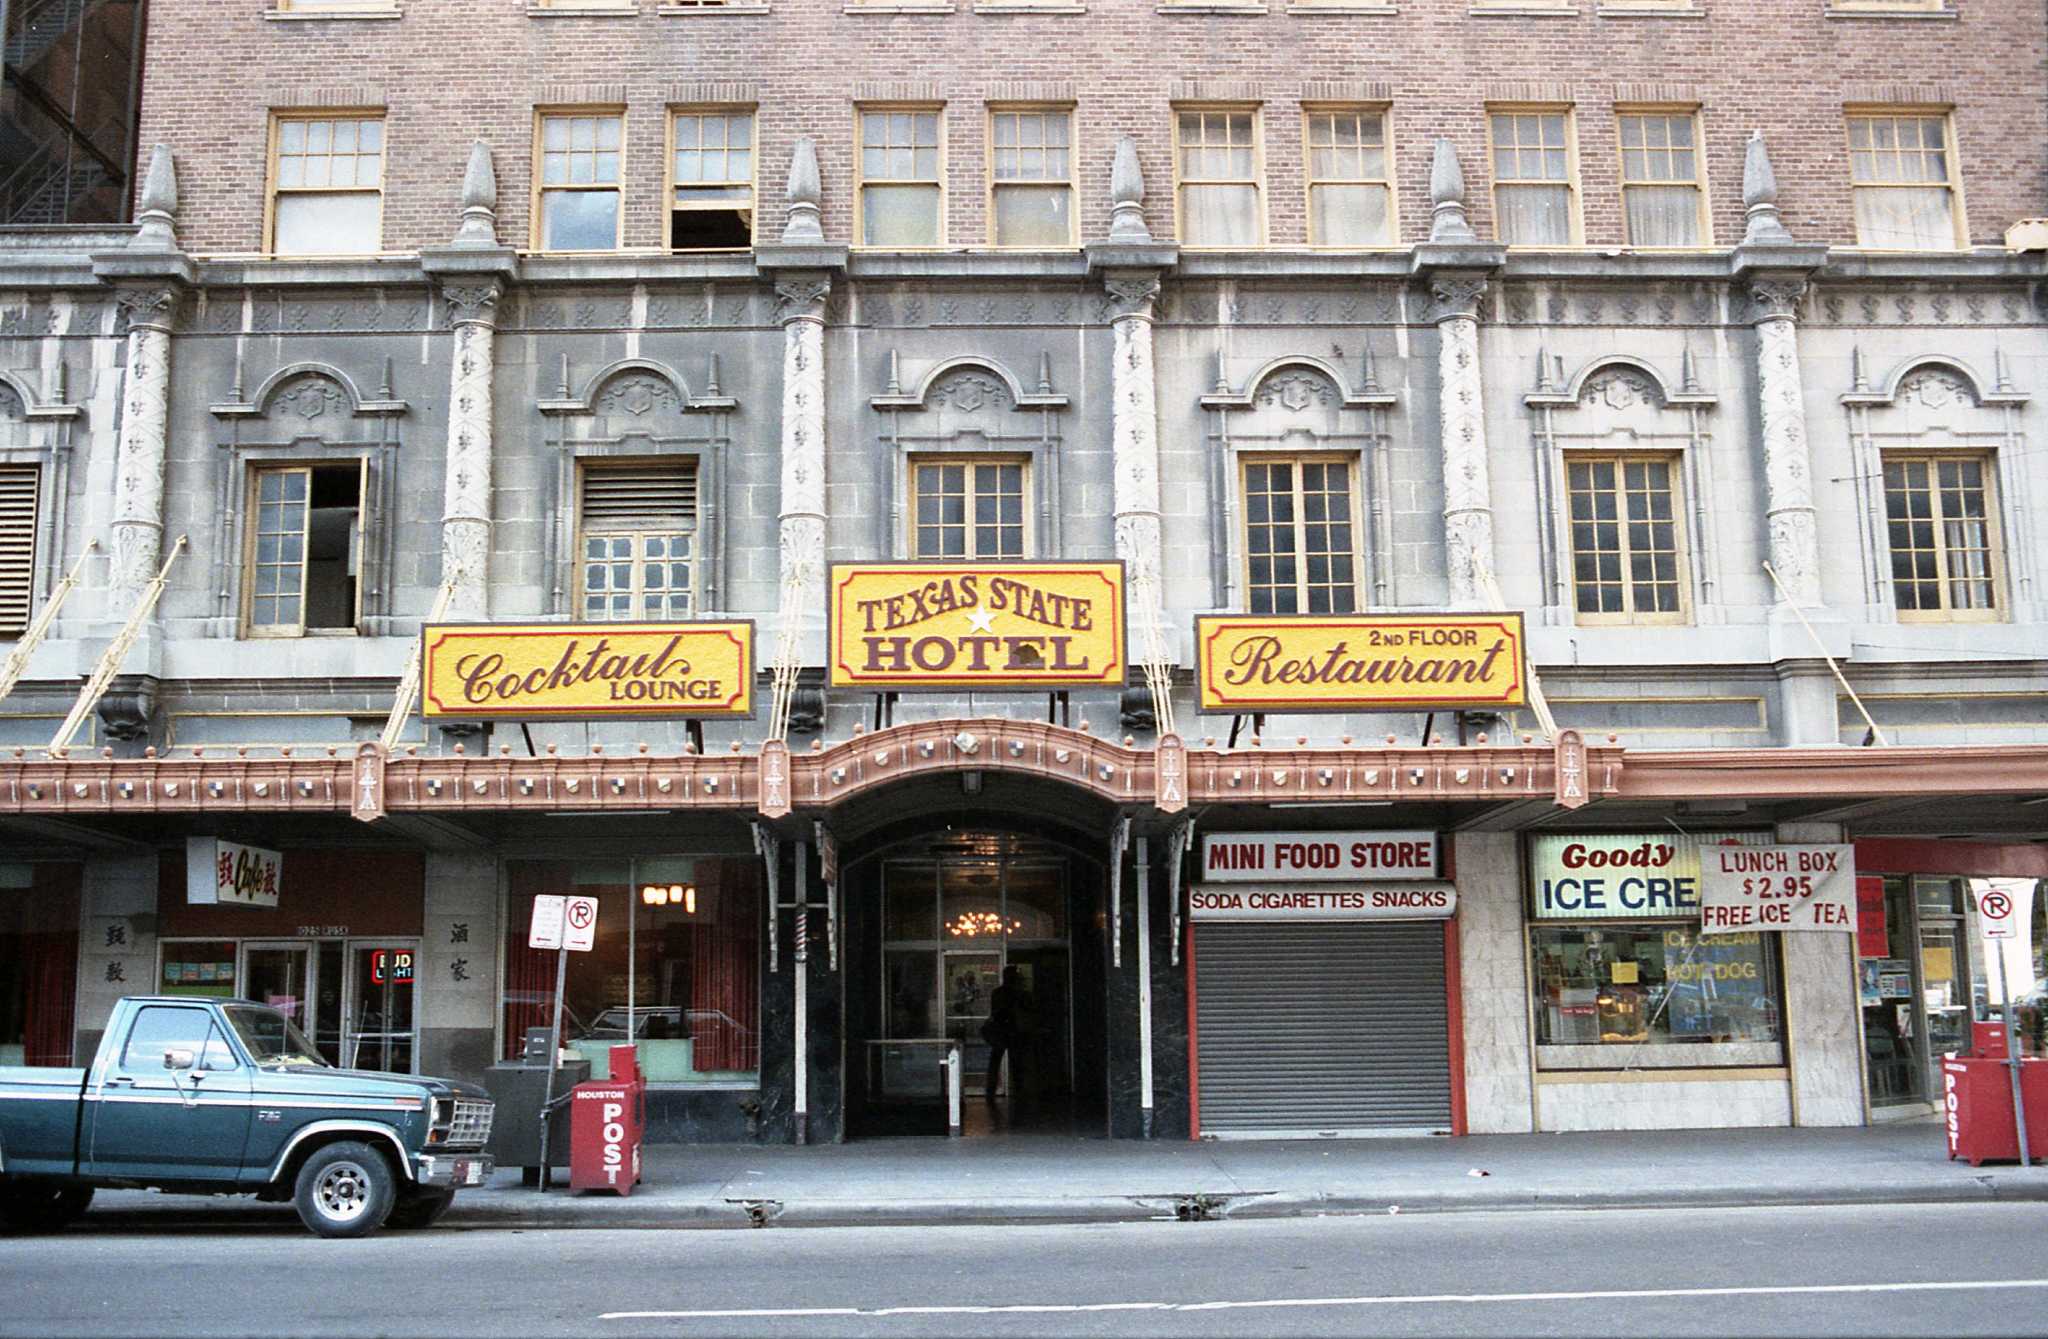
<box><xmin>1195</xmin><ymin>613</ymin><xmax>1527</xmax><ymax>713</ymax></box>
<box><xmin>422</xmin><ymin>623</ymin><xmax>755</xmax><ymax>718</ymax></box>
<box><xmin>829</xmin><ymin>562</ymin><xmax>1126</xmax><ymax>689</ymax></box>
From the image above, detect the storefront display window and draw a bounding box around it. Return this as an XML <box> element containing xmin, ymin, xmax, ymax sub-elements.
<box><xmin>501</xmin><ymin>857</ymin><xmax>761</xmax><ymax>1086</ymax></box>
<box><xmin>1527</xmin><ymin>831</ymin><xmax>1785</xmax><ymax>1070</ymax></box>
<box><xmin>1532</xmin><ymin>927</ymin><xmax>1781</xmax><ymax>1046</ymax></box>
<box><xmin>0</xmin><ymin>863</ymin><xmax>80</xmax><ymax>1067</ymax></box>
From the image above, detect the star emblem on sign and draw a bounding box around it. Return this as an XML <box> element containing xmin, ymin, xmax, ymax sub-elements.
<box><xmin>964</xmin><ymin>608</ymin><xmax>996</xmax><ymax>633</ymax></box>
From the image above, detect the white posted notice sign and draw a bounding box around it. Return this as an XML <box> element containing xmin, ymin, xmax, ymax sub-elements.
<box><xmin>528</xmin><ymin>894</ymin><xmax>566</xmax><ymax>950</ymax></box>
<box><xmin>1698</xmin><ymin>844</ymin><xmax>1856</xmax><ymax>932</ymax></box>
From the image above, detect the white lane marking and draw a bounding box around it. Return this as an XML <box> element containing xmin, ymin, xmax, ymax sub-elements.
<box><xmin>603</xmin><ymin>1278</ymin><xmax>2048</xmax><ymax>1322</ymax></box>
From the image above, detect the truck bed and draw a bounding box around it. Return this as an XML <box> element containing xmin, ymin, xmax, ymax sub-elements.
<box><xmin>0</xmin><ymin>1067</ymin><xmax>88</xmax><ymax>1178</ymax></box>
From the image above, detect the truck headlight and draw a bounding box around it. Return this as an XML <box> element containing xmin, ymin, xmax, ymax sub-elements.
<box><xmin>426</xmin><ymin>1096</ymin><xmax>453</xmax><ymax>1145</ymax></box>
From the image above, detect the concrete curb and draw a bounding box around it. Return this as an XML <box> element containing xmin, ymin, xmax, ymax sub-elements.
<box><xmin>74</xmin><ymin>1175</ymin><xmax>2048</xmax><ymax>1233</ymax></box>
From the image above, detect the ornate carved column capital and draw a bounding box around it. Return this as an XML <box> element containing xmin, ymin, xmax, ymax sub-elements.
<box><xmin>1428</xmin><ymin>274</ymin><xmax>1490</xmax><ymax>323</ymax></box>
<box><xmin>1745</xmin><ymin>275</ymin><xmax>1809</xmax><ymax>324</ymax></box>
<box><xmin>774</xmin><ymin>274</ymin><xmax>832</xmax><ymax>325</ymax></box>
<box><xmin>114</xmin><ymin>285</ymin><xmax>182</xmax><ymax>333</ymax></box>
<box><xmin>440</xmin><ymin>281</ymin><xmax>504</xmax><ymax>328</ymax></box>
<box><xmin>1104</xmin><ymin>273</ymin><xmax>1161</xmax><ymax>323</ymax></box>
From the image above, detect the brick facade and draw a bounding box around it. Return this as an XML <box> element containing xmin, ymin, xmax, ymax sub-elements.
<box><xmin>139</xmin><ymin>2</ymin><xmax>2043</xmax><ymax>255</ymax></box>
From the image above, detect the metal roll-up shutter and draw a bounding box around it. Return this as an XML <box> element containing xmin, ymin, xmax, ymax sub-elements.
<box><xmin>1195</xmin><ymin>921</ymin><xmax>1450</xmax><ymax>1136</ymax></box>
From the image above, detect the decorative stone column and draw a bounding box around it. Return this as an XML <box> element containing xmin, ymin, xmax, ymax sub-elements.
<box><xmin>438</xmin><ymin>283</ymin><xmax>500</xmax><ymax>621</ymax></box>
<box><xmin>421</xmin><ymin>142</ymin><xmax>517</xmax><ymax>623</ymax></box>
<box><xmin>92</xmin><ymin>145</ymin><xmax>192</xmax><ymax>614</ymax></box>
<box><xmin>774</xmin><ymin>272</ymin><xmax>830</xmax><ymax>613</ymax></box>
<box><xmin>1734</xmin><ymin>132</ymin><xmax>1828</xmax><ymax>611</ymax></box>
<box><xmin>1412</xmin><ymin>138</ymin><xmax>1505</xmax><ymax>610</ymax></box>
<box><xmin>107</xmin><ymin>285</ymin><xmax>179</xmax><ymax>610</ymax></box>
<box><xmin>1106</xmin><ymin>272</ymin><xmax>1163</xmax><ymax>595</ymax></box>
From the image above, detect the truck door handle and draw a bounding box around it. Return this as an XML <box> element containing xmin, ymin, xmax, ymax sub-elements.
<box><xmin>104</xmin><ymin>1076</ymin><xmax>134</xmax><ymax>1088</ymax></box>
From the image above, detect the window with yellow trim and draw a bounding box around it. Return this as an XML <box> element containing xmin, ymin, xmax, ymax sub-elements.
<box><xmin>1241</xmin><ymin>455</ymin><xmax>1359</xmax><ymax>614</ymax></box>
<box><xmin>669</xmin><ymin>109</ymin><xmax>754</xmax><ymax>251</ymax></box>
<box><xmin>1846</xmin><ymin>111</ymin><xmax>1961</xmax><ymax>250</ymax></box>
<box><xmin>989</xmin><ymin>108</ymin><xmax>1074</xmax><ymax>248</ymax></box>
<box><xmin>579</xmin><ymin>460</ymin><xmax>699</xmax><ymax>620</ymax></box>
<box><xmin>909</xmin><ymin>457</ymin><xmax>1027</xmax><ymax>559</ymax></box>
<box><xmin>1304</xmin><ymin>107</ymin><xmax>1393</xmax><ymax>247</ymax></box>
<box><xmin>535</xmin><ymin>110</ymin><xmax>625</xmax><ymax>252</ymax></box>
<box><xmin>1882</xmin><ymin>452</ymin><xmax>2002</xmax><ymax>620</ymax></box>
<box><xmin>243</xmin><ymin>463</ymin><xmax>363</xmax><ymax>637</ymax></box>
<box><xmin>858</xmin><ymin>108</ymin><xmax>944</xmax><ymax>247</ymax></box>
<box><xmin>1564</xmin><ymin>454</ymin><xmax>1688</xmax><ymax>624</ymax></box>
<box><xmin>1488</xmin><ymin>108</ymin><xmax>1577</xmax><ymax>246</ymax></box>
<box><xmin>1617</xmin><ymin>110</ymin><xmax>1706</xmax><ymax>248</ymax></box>
<box><xmin>268</xmin><ymin>114</ymin><xmax>384</xmax><ymax>255</ymax></box>
<box><xmin>1175</xmin><ymin>107</ymin><xmax>1263</xmax><ymax>248</ymax></box>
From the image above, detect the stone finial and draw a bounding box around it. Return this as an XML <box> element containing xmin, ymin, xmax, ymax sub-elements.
<box><xmin>452</xmin><ymin>141</ymin><xmax>499</xmax><ymax>247</ymax></box>
<box><xmin>1428</xmin><ymin>138</ymin><xmax>1476</xmax><ymax>243</ymax></box>
<box><xmin>129</xmin><ymin>144</ymin><xmax>179</xmax><ymax>251</ymax></box>
<box><xmin>1742</xmin><ymin>130</ymin><xmax>1793</xmax><ymax>244</ymax></box>
<box><xmin>1107</xmin><ymin>137</ymin><xmax>1152</xmax><ymax>243</ymax></box>
<box><xmin>783</xmin><ymin>137</ymin><xmax>824</xmax><ymax>244</ymax></box>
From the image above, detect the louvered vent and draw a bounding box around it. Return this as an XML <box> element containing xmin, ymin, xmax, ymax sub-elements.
<box><xmin>0</xmin><ymin>465</ymin><xmax>36</xmax><ymax>636</ymax></box>
<box><xmin>581</xmin><ymin>462</ymin><xmax>698</xmax><ymax>528</ymax></box>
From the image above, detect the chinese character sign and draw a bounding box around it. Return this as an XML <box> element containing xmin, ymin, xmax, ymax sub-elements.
<box><xmin>185</xmin><ymin>838</ymin><xmax>283</xmax><ymax>909</ymax></box>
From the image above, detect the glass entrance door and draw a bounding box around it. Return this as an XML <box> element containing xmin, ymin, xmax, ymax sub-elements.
<box><xmin>345</xmin><ymin>941</ymin><xmax>418</xmax><ymax>1073</ymax></box>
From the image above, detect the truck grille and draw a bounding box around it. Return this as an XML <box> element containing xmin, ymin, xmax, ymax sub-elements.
<box><xmin>447</xmin><ymin>1098</ymin><xmax>494</xmax><ymax>1149</ymax></box>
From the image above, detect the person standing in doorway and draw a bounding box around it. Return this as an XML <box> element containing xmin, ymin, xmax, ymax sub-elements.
<box><xmin>983</xmin><ymin>965</ymin><xmax>1032</xmax><ymax>1103</ymax></box>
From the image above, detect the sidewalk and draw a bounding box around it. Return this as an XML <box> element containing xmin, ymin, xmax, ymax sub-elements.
<box><xmin>81</xmin><ymin>1117</ymin><xmax>2048</xmax><ymax>1233</ymax></box>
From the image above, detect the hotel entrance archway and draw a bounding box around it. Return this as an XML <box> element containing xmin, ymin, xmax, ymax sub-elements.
<box><xmin>842</xmin><ymin>823</ymin><xmax>1110</xmax><ymax>1138</ymax></box>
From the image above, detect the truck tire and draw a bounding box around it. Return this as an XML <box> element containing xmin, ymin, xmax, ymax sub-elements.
<box><xmin>385</xmin><ymin>1187</ymin><xmax>456</xmax><ymax>1230</ymax></box>
<box><xmin>0</xmin><ymin>1182</ymin><xmax>94</xmax><ymax>1234</ymax></box>
<box><xmin>293</xmin><ymin>1142</ymin><xmax>397</xmax><ymax>1238</ymax></box>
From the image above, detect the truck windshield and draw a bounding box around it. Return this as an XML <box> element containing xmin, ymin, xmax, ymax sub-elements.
<box><xmin>225</xmin><ymin>1005</ymin><xmax>329</xmax><ymax>1067</ymax></box>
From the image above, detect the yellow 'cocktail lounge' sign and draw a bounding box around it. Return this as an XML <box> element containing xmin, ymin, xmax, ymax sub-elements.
<box><xmin>1195</xmin><ymin>612</ymin><xmax>1527</xmax><ymax>713</ymax></box>
<box><xmin>421</xmin><ymin>622</ymin><xmax>755</xmax><ymax>719</ymax></box>
<box><xmin>829</xmin><ymin>562</ymin><xmax>1126</xmax><ymax>690</ymax></box>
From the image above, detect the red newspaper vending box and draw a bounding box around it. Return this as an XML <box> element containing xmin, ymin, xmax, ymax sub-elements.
<box><xmin>1942</xmin><ymin>1054</ymin><xmax>2048</xmax><ymax>1167</ymax></box>
<box><xmin>569</xmin><ymin>1044</ymin><xmax>645</xmax><ymax>1194</ymax></box>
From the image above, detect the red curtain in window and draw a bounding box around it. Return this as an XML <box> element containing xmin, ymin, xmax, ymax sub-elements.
<box><xmin>503</xmin><ymin>864</ymin><xmax>568</xmax><ymax>1060</ymax></box>
<box><xmin>22</xmin><ymin>932</ymin><xmax>76</xmax><ymax>1066</ymax></box>
<box><xmin>689</xmin><ymin>871</ymin><xmax>759</xmax><ymax>1073</ymax></box>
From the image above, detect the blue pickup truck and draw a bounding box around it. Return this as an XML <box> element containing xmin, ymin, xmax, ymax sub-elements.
<box><xmin>0</xmin><ymin>996</ymin><xmax>494</xmax><ymax>1237</ymax></box>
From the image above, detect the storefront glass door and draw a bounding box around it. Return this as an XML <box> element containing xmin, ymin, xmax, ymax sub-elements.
<box><xmin>345</xmin><ymin>940</ymin><xmax>417</xmax><ymax>1073</ymax></box>
<box><xmin>1861</xmin><ymin>876</ymin><xmax>1972</xmax><ymax>1109</ymax></box>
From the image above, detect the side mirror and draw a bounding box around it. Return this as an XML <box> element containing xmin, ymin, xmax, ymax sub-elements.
<box><xmin>162</xmin><ymin>1048</ymin><xmax>196</xmax><ymax>1072</ymax></box>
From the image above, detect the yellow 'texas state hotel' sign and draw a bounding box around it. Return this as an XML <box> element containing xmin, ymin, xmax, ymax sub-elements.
<box><xmin>829</xmin><ymin>562</ymin><xmax>1126</xmax><ymax>690</ymax></box>
<box><xmin>1196</xmin><ymin>612</ymin><xmax>1526</xmax><ymax>713</ymax></box>
<box><xmin>422</xmin><ymin>622</ymin><xmax>755</xmax><ymax>718</ymax></box>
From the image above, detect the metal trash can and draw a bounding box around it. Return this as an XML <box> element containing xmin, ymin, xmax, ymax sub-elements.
<box><xmin>570</xmin><ymin>1045</ymin><xmax>645</xmax><ymax>1195</ymax></box>
<box><xmin>486</xmin><ymin>1040</ymin><xmax>590</xmax><ymax>1180</ymax></box>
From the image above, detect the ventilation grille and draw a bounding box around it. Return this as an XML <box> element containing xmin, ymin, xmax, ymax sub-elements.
<box><xmin>581</xmin><ymin>462</ymin><xmax>698</xmax><ymax>528</ymax></box>
<box><xmin>0</xmin><ymin>465</ymin><xmax>37</xmax><ymax>635</ymax></box>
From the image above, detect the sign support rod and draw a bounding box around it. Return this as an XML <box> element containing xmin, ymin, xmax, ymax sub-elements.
<box><xmin>49</xmin><ymin>536</ymin><xmax>185</xmax><ymax>754</ymax></box>
<box><xmin>379</xmin><ymin>570</ymin><xmax>462</xmax><ymax>754</ymax></box>
<box><xmin>536</xmin><ymin>941</ymin><xmax>568</xmax><ymax>1191</ymax></box>
<box><xmin>1136</xmin><ymin>833</ymin><xmax>1154</xmax><ymax>1139</ymax></box>
<box><xmin>1108</xmin><ymin>815</ymin><xmax>1130</xmax><ymax>969</ymax></box>
<box><xmin>1763</xmin><ymin>561</ymin><xmax>1888</xmax><ymax>747</ymax></box>
<box><xmin>793</xmin><ymin>840</ymin><xmax>810</xmax><ymax>1146</ymax></box>
<box><xmin>0</xmin><ymin>540</ymin><xmax>97</xmax><ymax>706</ymax></box>
<box><xmin>1993</xmin><ymin>947</ymin><xmax>2030</xmax><ymax>1167</ymax></box>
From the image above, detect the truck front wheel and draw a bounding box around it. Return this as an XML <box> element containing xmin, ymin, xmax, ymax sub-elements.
<box><xmin>0</xmin><ymin>1182</ymin><xmax>94</xmax><ymax>1234</ymax></box>
<box><xmin>293</xmin><ymin>1142</ymin><xmax>397</xmax><ymax>1238</ymax></box>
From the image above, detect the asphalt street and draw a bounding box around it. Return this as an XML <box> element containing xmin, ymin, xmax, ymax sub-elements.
<box><xmin>8</xmin><ymin>1201</ymin><xmax>2048</xmax><ymax>1339</ymax></box>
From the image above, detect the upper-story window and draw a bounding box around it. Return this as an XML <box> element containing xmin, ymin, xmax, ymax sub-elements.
<box><xmin>910</xmin><ymin>457</ymin><xmax>1027</xmax><ymax>559</ymax></box>
<box><xmin>1882</xmin><ymin>452</ymin><xmax>2001</xmax><ymax>620</ymax></box>
<box><xmin>1175</xmin><ymin>107</ymin><xmax>1263</xmax><ymax>248</ymax></box>
<box><xmin>0</xmin><ymin>464</ymin><xmax>36</xmax><ymax>637</ymax></box>
<box><xmin>1488</xmin><ymin>108</ymin><xmax>1578</xmax><ymax>246</ymax></box>
<box><xmin>1242</xmin><ymin>454</ymin><xmax>1358</xmax><ymax>614</ymax></box>
<box><xmin>1617</xmin><ymin>109</ymin><xmax>1707</xmax><ymax>248</ymax></box>
<box><xmin>670</xmin><ymin>109</ymin><xmax>755</xmax><ymax>251</ymax></box>
<box><xmin>535</xmin><ymin>110</ymin><xmax>625</xmax><ymax>252</ymax></box>
<box><xmin>989</xmin><ymin>107</ymin><xmax>1075</xmax><ymax>248</ymax></box>
<box><xmin>580</xmin><ymin>460</ymin><xmax>699</xmax><ymax>620</ymax></box>
<box><xmin>1564</xmin><ymin>454</ymin><xmax>1688</xmax><ymax>624</ymax></box>
<box><xmin>1304</xmin><ymin>107</ymin><xmax>1394</xmax><ymax>247</ymax></box>
<box><xmin>244</xmin><ymin>463</ymin><xmax>363</xmax><ymax>637</ymax></box>
<box><xmin>857</xmin><ymin>107</ymin><xmax>944</xmax><ymax>247</ymax></box>
<box><xmin>1847</xmin><ymin>111</ymin><xmax>1961</xmax><ymax>250</ymax></box>
<box><xmin>268</xmin><ymin>114</ymin><xmax>385</xmax><ymax>255</ymax></box>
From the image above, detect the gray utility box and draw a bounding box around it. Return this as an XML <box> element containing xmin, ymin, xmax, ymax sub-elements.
<box><xmin>485</xmin><ymin>1054</ymin><xmax>590</xmax><ymax>1175</ymax></box>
